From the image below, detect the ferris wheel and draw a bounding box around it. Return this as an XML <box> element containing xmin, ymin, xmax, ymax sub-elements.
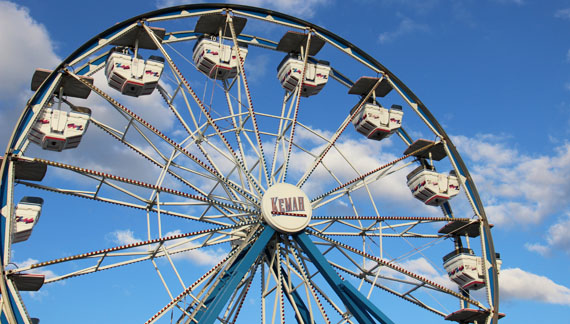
<box><xmin>0</xmin><ymin>4</ymin><xmax>502</xmax><ymax>324</ymax></box>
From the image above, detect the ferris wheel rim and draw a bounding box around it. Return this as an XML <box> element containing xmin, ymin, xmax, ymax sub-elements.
<box><xmin>0</xmin><ymin>4</ymin><xmax>499</xmax><ymax>323</ymax></box>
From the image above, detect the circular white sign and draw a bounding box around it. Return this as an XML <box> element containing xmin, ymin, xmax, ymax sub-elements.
<box><xmin>261</xmin><ymin>183</ymin><xmax>312</xmax><ymax>234</ymax></box>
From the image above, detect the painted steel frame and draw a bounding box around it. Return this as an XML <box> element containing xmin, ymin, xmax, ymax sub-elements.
<box><xmin>0</xmin><ymin>3</ymin><xmax>499</xmax><ymax>323</ymax></box>
<box><xmin>193</xmin><ymin>226</ymin><xmax>275</xmax><ymax>324</ymax></box>
<box><xmin>294</xmin><ymin>232</ymin><xmax>394</xmax><ymax>324</ymax></box>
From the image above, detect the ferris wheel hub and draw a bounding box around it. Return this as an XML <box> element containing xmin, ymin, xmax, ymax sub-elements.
<box><xmin>261</xmin><ymin>183</ymin><xmax>312</xmax><ymax>234</ymax></box>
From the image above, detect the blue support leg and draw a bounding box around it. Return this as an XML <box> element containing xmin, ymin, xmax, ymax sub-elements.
<box><xmin>339</xmin><ymin>283</ymin><xmax>395</xmax><ymax>324</ymax></box>
<box><xmin>196</xmin><ymin>226</ymin><xmax>275</xmax><ymax>324</ymax></box>
<box><xmin>192</xmin><ymin>246</ymin><xmax>253</xmax><ymax>322</ymax></box>
<box><xmin>294</xmin><ymin>232</ymin><xmax>395</xmax><ymax>324</ymax></box>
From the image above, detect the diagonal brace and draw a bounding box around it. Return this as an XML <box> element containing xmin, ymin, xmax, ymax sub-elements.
<box><xmin>195</xmin><ymin>226</ymin><xmax>275</xmax><ymax>324</ymax></box>
<box><xmin>294</xmin><ymin>232</ymin><xmax>394</xmax><ymax>324</ymax></box>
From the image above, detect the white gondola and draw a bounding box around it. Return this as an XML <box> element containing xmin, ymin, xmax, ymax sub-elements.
<box><xmin>277</xmin><ymin>54</ymin><xmax>330</xmax><ymax>97</ymax></box>
<box><xmin>192</xmin><ymin>37</ymin><xmax>248</xmax><ymax>80</ymax></box>
<box><xmin>443</xmin><ymin>249</ymin><xmax>502</xmax><ymax>291</ymax></box>
<box><xmin>13</xmin><ymin>197</ymin><xmax>43</xmax><ymax>244</ymax></box>
<box><xmin>407</xmin><ymin>166</ymin><xmax>460</xmax><ymax>206</ymax></box>
<box><xmin>28</xmin><ymin>107</ymin><xmax>91</xmax><ymax>152</ymax></box>
<box><xmin>105</xmin><ymin>47</ymin><xmax>165</xmax><ymax>97</ymax></box>
<box><xmin>352</xmin><ymin>103</ymin><xmax>403</xmax><ymax>140</ymax></box>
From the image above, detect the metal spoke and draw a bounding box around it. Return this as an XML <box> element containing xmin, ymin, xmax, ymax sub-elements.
<box><xmin>270</xmin><ymin>92</ymin><xmax>295</xmax><ymax>185</ymax></box>
<box><xmin>309</xmin><ymin>216</ymin><xmax>471</xmax><ymax>238</ymax></box>
<box><xmin>282</xmin><ymin>31</ymin><xmax>312</xmax><ymax>183</ymax></box>
<box><xmin>311</xmin><ymin>142</ymin><xmax>437</xmax><ymax>204</ymax></box>
<box><xmin>145</xmin><ymin>247</ymin><xmax>242</xmax><ymax>324</ymax></box>
<box><xmin>10</xmin><ymin>222</ymin><xmax>255</xmax><ymax>284</ymax></box>
<box><xmin>296</xmin><ymin>77</ymin><xmax>385</xmax><ymax>188</ymax></box>
<box><xmin>285</xmin><ymin>238</ymin><xmax>330</xmax><ymax>324</ymax></box>
<box><xmin>65</xmin><ymin>69</ymin><xmax>260</xmax><ymax>206</ymax></box>
<box><xmin>331</xmin><ymin>261</ymin><xmax>446</xmax><ymax>317</ymax></box>
<box><xmin>158</xmin><ymin>80</ymin><xmax>263</xmax><ymax>204</ymax></box>
<box><xmin>28</xmin><ymin>157</ymin><xmax>256</xmax><ymax>215</ymax></box>
<box><xmin>227</xmin><ymin>14</ymin><xmax>271</xmax><ymax>186</ymax></box>
<box><xmin>141</xmin><ymin>23</ymin><xmax>265</xmax><ymax>201</ymax></box>
<box><xmin>90</xmin><ymin>117</ymin><xmax>223</xmax><ymax>201</ymax></box>
<box><xmin>305</xmin><ymin>229</ymin><xmax>485</xmax><ymax>309</ymax></box>
<box><xmin>16</xmin><ymin>180</ymin><xmax>235</xmax><ymax>226</ymax></box>
<box><xmin>157</xmin><ymin>83</ymin><xmax>255</xmax><ymax>201</ymax></box>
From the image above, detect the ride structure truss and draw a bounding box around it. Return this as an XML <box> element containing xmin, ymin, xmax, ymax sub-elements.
<box><xmin>0</xmin><ymin>4</ymin><xmax>500</xmax><ymax>324</ymax></box>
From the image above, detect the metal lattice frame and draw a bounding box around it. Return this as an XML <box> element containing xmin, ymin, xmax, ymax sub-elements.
<box><xmin>0</xmin><ymin>3</ymin><xmax>499</xmax><ymax>324</ymax></box>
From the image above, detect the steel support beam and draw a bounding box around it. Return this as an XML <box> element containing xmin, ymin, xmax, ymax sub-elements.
<box><xmin>195</xmin><ymin>226</ymin><xmax>275</xmax><ymax>324</ymax></box>
<box><xmin>294</xmin><ymin>232</ymin><xmax>394</xmax><ymax>324</ymax></box>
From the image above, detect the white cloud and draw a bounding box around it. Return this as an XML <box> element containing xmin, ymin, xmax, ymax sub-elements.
<box><xmin>378</xmin><ymin>16</ymin><xmax>429</xmax><ymax>44</ymax></box>
<box><xmin>380</xmin><ymin>260</ymin><xmax>570</xmax><ymax>306</ymax></box>
<box><xmin>109</xmin><ymin>229</ymin><xmax>142</xmax><ymax>245</ymax></box>
<box><xmin>452</xmin><ymin>134</ymin><xmax>518</xmax><ymax>166</ymax></box>
<box><xmin>484</xmin><ymin>202</ymin><xmax>537</xmax><ymax>225</ymax></box>
<box><xmin>555</xmin><ymin>8</ymin><xmax>570</xmax><ymax>19</ymax></box>
<box><xmin>547</xmin><ymin>215</ymin><xmax>570</xmax><ymax>254</ymax></box>
<box><xmin>524</xmin><ymin>242</ymin><xmax>549</xmax><ymax>255</ymax></box>
<box><xmin>0</xmin><ymin>1</ymin><xmax>59</xmax><ymax>96</ymax></box>
<box><xmin>0</xmin><ymin>0</ymin><xmax>60</xmax><ymax>150</ymax></box>
<box><xmin>399</xmin><ymin>257</ymin><xmax>457</xmax><ymax>289</ymax></box>
<box><xmin>526</xmin><ymin>214</ymin><xmax>570</xmax><ymax>256</ymax></box>
<box><xmin>399</xmin><ymin>257</ymin><xmax>438</xmax><ymax>276</ymax></box>
<box><xmin>171</xmin><ymin>243</ymin><xmax>226</xmax><ymax>265</ymax></box>
<box><xmin>452</xmin><ymin>135</ymin><xmax>570</xmax><ymax>226</ymax></box>
<box><xmin>500</xmin><ymin>268</ymin><xmax>570</xmax><ymax>305</ymax></box>
<box><xmin>155</xmin><ymin>0</ymin><xmax>330</xmax><ymax>18</ymax></box>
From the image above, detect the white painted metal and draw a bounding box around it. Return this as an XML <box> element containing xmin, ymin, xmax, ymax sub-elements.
<box><xmin>277</xmin><ymin>54</ymin><xmax>330</xmax><ymax>97</ymax></box>
<box><xmin>105</xmin><ymin>47</ymin><xmax>164</xmax><ymax>97</ymax></box>
<box><xmin>407</xmin><ymin>167</ymin><xmax>461</xmax><ymax>206</ymax></box>
<box><xmin>443</xmin><ymin>250</ymin><xmax>502</xmax><ymax>291</ymax></box>
<box><xmin>352</xmin><ymin>103</ymin><xmax>403</xmax><ymax>141</ymax></box>
<box><xmin>28</xmin><ymin>107</ymin><xmax>90</xmax><ymax>151</ymax></box>
<box><xmin>12</xmin><ymin>197</ymin><xmax>43</xmax><ymax>243</ymax></box>
<box><xmin>192</xmin><ymin>37</ymin><xmax>248</xmax><ymax>80</ymax></box>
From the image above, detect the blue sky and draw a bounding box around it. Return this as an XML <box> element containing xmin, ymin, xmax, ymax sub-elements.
<box><xmin>1</xmin><ymin>0</ymin><xmax>569</xmax><ymax>323</ymax></box>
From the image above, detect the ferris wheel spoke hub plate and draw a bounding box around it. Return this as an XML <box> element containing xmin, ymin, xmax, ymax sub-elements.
<box><xmin>261</xmin><ymin>183</ymin><xmax>312</xmax><ymax>234</ymax></box>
